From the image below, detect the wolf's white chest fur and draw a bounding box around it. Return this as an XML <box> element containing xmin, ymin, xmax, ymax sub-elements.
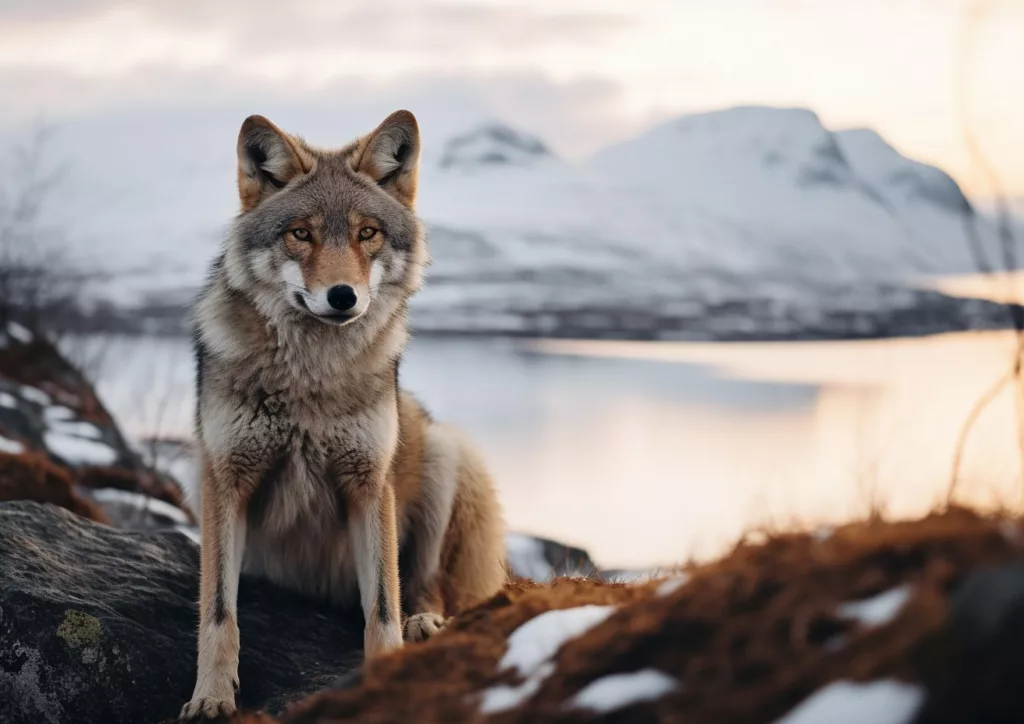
<box><xmin>207</xmin><ymin>325</ymin><xmax>401</xmax><ymax>606</ymax></box>
<box><xmin>241</xmin><ymin>450</ymin><xmax>360</xmax><ymax>605</ymax></box>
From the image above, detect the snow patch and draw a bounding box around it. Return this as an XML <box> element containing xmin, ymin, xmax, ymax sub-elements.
<box><xmin>772</xmin><ymin>680</ymin><xmax>924</xmax><ymax>724</ymax></box>
<box><xmin>20</xmin><ymin>386</ymin><xmax>51</xmax><ymax>406</ymax></box>
<box><xmin>7</xmin><ymin>322</ymin><xmax>33</xmax><ymax>343</ymax></box>
<box><xmin>90</xmin><ymin>488</ymin><xmax>190</xmax><ymax>525</ymax></box>
<box><xmin>175</xmin><ymin>525</ymin><xmax>201</xmax><ymax>544</ymax></box>
<box><xmin>480</xmin><ymin>662</ymin><xmax>554</xmax><ymax>715</ymax></box>
<box><xmin>43</xmin><ymin>432</ymin><xmax>118</xmax><ymax>466</ymax></box>
<box><xmin>500</xmin><ymin>605</ymin><xmax>616</xmax><ymax>674</ymax></box>
<box><xmin>837</xmin><ymin>585</ymin><xmax>912</xmax><ymax>627</ymax></box>
<box><xmin>49</xmin><ymin>420</ymin><xmax>102</xmax><ymax>440</ymax></box>
<box><xmin>479</xmin><ymin>605</ymin><xmax>616</xmax><ymax>714</ymax></box>
<box><xmin>656</xmin><ymin>575</ymin><xmax>690</xmax><ymax>597</ymax></box>
<box><xmin>43</xmin><ymin>406</ymin><xmax>103</xmax><ymax>439</ymax></box>
<box><xmin>0</xmin><ymin>434</ymin><xmax>25</xmax><ymax>454</ymax></box>
<box><xmin>0</xmin><ymin>392</ymin><xmax>16</xmax><ymax>408</ymax></box>
<box><xmin>568</xmin><ymin>669</ymin><xmax>678</xmax><ymax>713</ymax></box>
<box><xmin>812</xmin><ymin>527</ymin><xmax>833</xmax><ymax>542</ymax></box>
<box><xmin>44</xmin><ymin>406</ymin><xmax>75</xmax><ymax>422</ymax></box>
<box><xmin>999</xmin><ymin>520</ymin><xmax>1022</xmax><ymax>545</ymax></box>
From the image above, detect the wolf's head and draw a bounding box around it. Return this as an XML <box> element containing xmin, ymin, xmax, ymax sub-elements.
<box><xmin>224</xmin><ymin>111</ymin><xmax>425</xmax><ymax>328</ymax></box>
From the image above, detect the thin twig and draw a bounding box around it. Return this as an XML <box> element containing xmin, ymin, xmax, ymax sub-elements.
<box><xmin>947</xmin><ymin>368</ymin><xmax>1012</xmax><ymax>503</ymax></box>
<box><xmin>947</xmin><ymin>0</ymin><xmax>1024</xmax><ymax>498</ymax></box>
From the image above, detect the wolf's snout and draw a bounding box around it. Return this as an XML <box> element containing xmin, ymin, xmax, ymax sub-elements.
<box><xmin>327</xmin><ymin>284</ymin><xmax>358</xmax><ymax>312</ymax></box>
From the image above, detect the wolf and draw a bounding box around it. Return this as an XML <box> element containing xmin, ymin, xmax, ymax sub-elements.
<box><xmin>181</xmin><ymin>111</ymin><xmax>507</xmax><ymax>720</ymax></box>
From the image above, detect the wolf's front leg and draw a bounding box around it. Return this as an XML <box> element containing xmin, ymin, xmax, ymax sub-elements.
<box><xmin>351</xmin><ymin>481</ymin><xmax>404</xmax><ymax>659</ymax></box>
<box><xmin>181</xmin><ymin>462</ymin><xmax>247</xmax><ymax>721</ymax></box>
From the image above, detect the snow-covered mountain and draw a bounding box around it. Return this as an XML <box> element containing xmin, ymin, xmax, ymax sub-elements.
<box><xmin>25</xmin><ymin>106</ymin><xmax>1008</xmax><ymax>338</ymax></box>
<box><xmin>438</xmin><ymin>125</ymin><xmax>552</xmax><ymax>169</ymax></box>
<box><xmin>587</xmin><ymin>107</ymin><xmax>985</xmax><ymax>279</ymax></box>
<box><xmin>410</xmin><ymin>108</ymin><xmax>1003</xmax><ymax>337</ymax></box>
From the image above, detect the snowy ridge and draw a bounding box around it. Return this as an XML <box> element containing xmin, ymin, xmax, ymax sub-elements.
<box><xmin>587</xmin><ymin>106</ymin><xmax>986</xmax><ymax>279</ymax></box>
<box><xmin>836</xmin><ymin>585</ymin><xmax>912</xmax><ymax>628</ymax></box>
<box><xmin>439</xmin><ymin>125</ymin><xmax>552</xmax><ymax>170</ymax></box>
<box><xmin>36</xmin><ymin>106</ymin><xmax>1006</xmax><ymax>339</ymax></box>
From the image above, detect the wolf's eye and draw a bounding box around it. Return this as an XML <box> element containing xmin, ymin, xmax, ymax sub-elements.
<box><xmin>358</xmin><ymin>226</ymin><xmax>377</xmax><ymax>241</ymax></box>
<box><xmin>291</xmin><ymin>228</ymin><xmax>312</xmax><ymax>241</ymax></box>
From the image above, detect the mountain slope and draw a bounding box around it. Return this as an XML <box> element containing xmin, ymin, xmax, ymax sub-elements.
<box><xmin>408</xmin><ymin>110</ymin><xmax>1004</xmax><ymax>337</ymax></box>
<box><xmin>587</xmin><ymin>106</ymin><xmax>989</xmax><ymax>280</ymax></box>
<box><xmin>25</xmin><ymin>106</ymin><xmax>1008</xmax><ymax>339</ymax></box>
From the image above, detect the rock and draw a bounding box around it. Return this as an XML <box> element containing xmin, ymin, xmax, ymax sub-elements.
<box><xmin>505</xmin><ymin>532</ymin><xmax>599</xmax><ymax>581</ymax></box>
<box><xmin>0</xmin><ymin>501</ymin><xmax>363</xmax><ymax>724</ymax></box>
<box><xmin>0</xmin><ymin>328</ymin><xmax>191</xmax><ymax>526</ymax></box>
<box><xmin>911</xmin><ymin>562</ymin><xmax>1024</xmax><ymax>723</ymax></box>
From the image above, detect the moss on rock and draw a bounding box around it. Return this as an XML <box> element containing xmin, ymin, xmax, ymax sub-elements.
<box><xmin>56</xmin><ymin>610</ymin><xmax>103</xmax><ymax>649</ymax></box>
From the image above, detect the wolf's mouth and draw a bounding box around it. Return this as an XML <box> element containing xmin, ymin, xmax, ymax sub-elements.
<box><xmin>293</xmin><ymin>292</ymin><xmax>360</xmax><ymax>326</ymax></box>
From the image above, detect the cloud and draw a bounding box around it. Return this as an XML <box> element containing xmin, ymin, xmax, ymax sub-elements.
<box><xmin>0</xmin><ymin>63</ymin><xmax>633</xmax><ymax>158</ymax></box>
<box><xmin>1</xmin><ymin>0</ymin><xmax>1021</xmax><ymax>195</ymax></box>
<box><xmin>0</xmin><ymin>0</ymin><xmax>112</xmax><ymax>23</ymax></box>
<box><xmin>0</xmin><ymin>1</ymin><xmax>630</xmax><ymax>66</ymax></box>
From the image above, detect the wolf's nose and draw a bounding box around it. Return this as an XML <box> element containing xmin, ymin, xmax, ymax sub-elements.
<box><xmin>326</xmin><ymin>284</ymin><xmax>357</xmax><ymax>312</ymax></box>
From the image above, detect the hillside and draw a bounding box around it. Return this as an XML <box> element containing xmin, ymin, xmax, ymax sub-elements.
<box><xmin>2</xmin><ymin>501</ymin><xmax>1022</xmax><ymax>723</ymax></box>
<box><xmin>34</xmin><ymin>106</ymin><xmax>1011</xmax><ymax>339</ymax></box>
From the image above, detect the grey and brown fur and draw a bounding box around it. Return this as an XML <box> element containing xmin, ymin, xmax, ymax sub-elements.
<box><xmin>181</xmin><ymin>111</ymin><xmax>507</xmax><ymax>720</ymax></box>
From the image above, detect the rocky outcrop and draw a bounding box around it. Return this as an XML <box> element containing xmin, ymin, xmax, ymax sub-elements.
<box><xmin>0</xmin><ymin>451</ymin><xmax>108</xmax><ymax>523</ymax></box>
<box><xmin>505</xmin><ymin>532</ymin><xmax>599</xmax><ymax>580</ymax></box>
<box><xmin>0</xmin><ymin>502</ymin><xmax>362</xmax><ymax>724</ymax></box>
<box><xmin>0</xmin><ymin>324</ymin><xmax>190</xmax><ymax>526</ymax></box>
<box><xmin>5</xmin><ymin>501</ymin><xmax>1024</xmax><ymax>724</ymax></box>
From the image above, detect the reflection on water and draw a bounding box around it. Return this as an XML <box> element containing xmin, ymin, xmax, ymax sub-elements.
<box><xmin>71</xmin><ymin>330</ymin><xmax>1024</xmax><ymax>568</ymax></box>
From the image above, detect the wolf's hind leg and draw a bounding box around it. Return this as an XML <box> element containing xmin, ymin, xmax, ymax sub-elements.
<box><xmin>436</xmin><ymin>426</ymin><xmax>507</xmax><ymax>614</ymax></box>
<box><xmin>400</xmin><ymin>423</ymin><xmax>460</xmax><ymax>625</ymax></box>
<box><xmin>401</xmin><ymin>424</ymin><xmax>505</xmax><ymax>644</ymax></box>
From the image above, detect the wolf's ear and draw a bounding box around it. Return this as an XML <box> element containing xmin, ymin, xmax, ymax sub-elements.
<box><xmin>237</xmin><ymin>116</ymin><xmax>312</xmax><ymax>212</ymax></box>
<box><xmin>354</xmin><ymin>110</ymin><xmax>420</xmax><ymax>208</ymax></box>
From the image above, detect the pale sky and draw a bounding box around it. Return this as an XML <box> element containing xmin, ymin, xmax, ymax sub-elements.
<box><xmin>0</xmin><ymin>0</ymin><xmax>1020</xmax><ymax>197</ymax></box>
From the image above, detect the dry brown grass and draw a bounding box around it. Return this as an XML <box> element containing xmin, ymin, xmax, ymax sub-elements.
<box><xmin>0</xmin><ymin>451</ymin><xmax>108</xmax><ymax>523</ymax></box>
<box><xmin>222</xmin><ymin>507</ymin><xmax>1024</xmax><ymax>724</ymax></box>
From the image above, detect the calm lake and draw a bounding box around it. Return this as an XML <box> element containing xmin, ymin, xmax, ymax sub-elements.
<box><xmin>69</xmin><ymin>329</ymin><xmax>1024</xmax><ymax>569</ymax></box>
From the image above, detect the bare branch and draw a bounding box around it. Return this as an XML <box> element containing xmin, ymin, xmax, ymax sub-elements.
<box><xmin>948</xmin><ymin>0</ymin><xmax>1024</xmax><ymax>497</ymax></box>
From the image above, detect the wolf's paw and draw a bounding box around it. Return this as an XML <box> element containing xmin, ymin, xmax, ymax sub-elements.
<box><xmin>404</xmin><ymin>612</ymin><xmax>448</xmax><ymax>643</ymax></box>
<box><xmin>180</xmin><ymin>676</ymin><xmax>238</xmax><ymax>721</ymax></box>
<box><xmin>179</xmin><ymin>695</ymin><xmax>236</xmax><ymax>721</ymax></box>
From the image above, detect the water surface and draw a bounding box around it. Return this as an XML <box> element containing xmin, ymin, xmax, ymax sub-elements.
<box><xmin>70</xmin><ymin>330</ymin><xmax>1024</xmax><ymax>568</ymax></box>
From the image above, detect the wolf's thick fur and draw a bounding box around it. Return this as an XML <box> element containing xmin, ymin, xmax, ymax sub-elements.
<box><xmin>181</xmin><ymin>112</ymin><xmax>506</xmax><ymax>720</ymax></box>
